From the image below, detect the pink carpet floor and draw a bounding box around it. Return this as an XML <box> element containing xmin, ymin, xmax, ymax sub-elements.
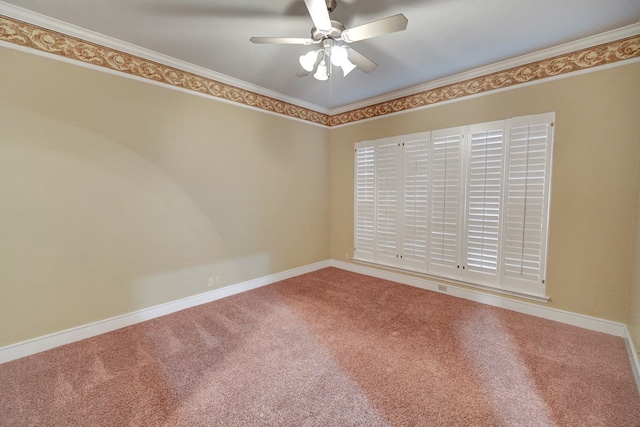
<box><xmin>1</xmin><ymin>267</ymin><xmax>639</xmax><ymax>426</ymax></box>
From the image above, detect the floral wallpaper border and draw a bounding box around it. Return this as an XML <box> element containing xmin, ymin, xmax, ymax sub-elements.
<box><xmin>330</xmin><ymin>35</ymin><xmax>640</xmax><ymax>126</ymax></box>
<box><xmin>1</xmin><ymin>15</ymin><xmax>639</xmax><ymax>127</ymax></box>
<box><xmin>0</xmin><ymin>16</ymin><xmax>330</xmax><ymax>125</ymax></box>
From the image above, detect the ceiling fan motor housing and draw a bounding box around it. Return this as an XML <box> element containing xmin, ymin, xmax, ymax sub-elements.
<box><xmin>311</xmin><ymin>20</ymin><xmax>345</xmax><ymax>41</ymax></box>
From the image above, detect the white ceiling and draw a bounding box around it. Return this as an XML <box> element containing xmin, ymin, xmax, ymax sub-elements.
<box><xmin>2</xmin><ymin>0</ymin><xmax>639</xmax><ymax>111</ymax></box>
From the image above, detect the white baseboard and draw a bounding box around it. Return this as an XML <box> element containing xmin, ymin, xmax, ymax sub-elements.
<box><xmin>329</xmin><ymin>260</ymin><xmax>640</xmax><ymax>391</ymax></box>
<box><xmin>329</xmin><ymin>260</ymin><xmax>626</xmax><ymax>337</ymax></box>
<box><xmin>623</xmin><ymin>326</ymin><xmax>640</xmax><ymax>393</ymax></box>
<box><xmin>0</xmin><ymin>260</ymin><xmax>330</xmax><ymax>364</ymax></box>
<box><xmin>2</xmin><ymin>257</ymin><xmax>636</xmax><ymax>384</ymax></box>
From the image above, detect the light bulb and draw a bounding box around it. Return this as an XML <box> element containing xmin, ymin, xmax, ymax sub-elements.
<box><xmin>330</xmin><ymin>45</ymin><xmax>349</xmax><ymax>66</ymax></box>
<box><xmin>314</xmin><ymin>59</ymin><xmax>329</xmax><ymax>81</ymax></box>
<box><xmin>299</xmin><ymin>50</ymin><xmax>319</xmax><ymax>72</ymax></box>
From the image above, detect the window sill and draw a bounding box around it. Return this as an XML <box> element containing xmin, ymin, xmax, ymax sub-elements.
<box><xmin>351</xmin><ymin>257</ymin><xmax>551</xmax><ymax>304</ymax></box>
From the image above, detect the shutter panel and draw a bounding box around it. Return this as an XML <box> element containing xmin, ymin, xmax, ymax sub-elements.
<box><xmin>462</xmin><ymin>121</ymin><xmax>505</xmax><ymax>286</ymax></box>
<box><xmin>354</xmin><ymin>144</ymin><xmax>375</xmax><ymax>262</ymax></box>
<box><xmin>375</xmin><ymin>139</ymin><xmax>401</xmax><ymax>266</ymax></box>
<box><xmin>429</xmin><ymin>127</ymin><xmax>464</xmax><ymax>277</ymax></box>
<box><xmin>354</xmin><ymin>113</ymin><xmax>553</xmax><ymax>300</ymax></box>
<box><xmin>501</xmin><ymin>112</ymin><xmax>554</xmax><ymax>296</ymax></box>
<box><xmin>401</xmin><ymin>132</ymin><xmax>430</xmax><ymax>271</ymax></box>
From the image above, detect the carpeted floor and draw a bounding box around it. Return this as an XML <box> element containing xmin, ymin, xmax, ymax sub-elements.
<box><xmin>1</xmin><ymin>267</ymin><xmax>639</xmax><ymax>426</ymax></box>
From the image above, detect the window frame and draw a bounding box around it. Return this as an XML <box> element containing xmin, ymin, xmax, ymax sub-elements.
<box><xmin>353</xmin><ymin>112</ymin><xmax>555</xmax><ymax>298</ymax></box>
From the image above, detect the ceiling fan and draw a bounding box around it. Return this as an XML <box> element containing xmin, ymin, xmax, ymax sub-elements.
<box><xmin>250</xmin><ymin>0</ymin><xmax>408</xmax><ymax>81</ymax></box>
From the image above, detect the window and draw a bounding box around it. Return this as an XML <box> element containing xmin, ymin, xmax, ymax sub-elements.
<box><xmin>354</xmin><ymin>112</ymin><xmax>554</xmax><ymax>298</ymax></box>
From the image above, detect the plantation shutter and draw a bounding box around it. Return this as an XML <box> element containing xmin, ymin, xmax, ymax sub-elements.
<box><xmin>354</xmin><ymin>144</ymin><xmax>376</xmax><ymax>262</ymax></box>
<box><xmin>401</xmin><ymin>132</ymin><xmax>430</xmax><ymax>271</ymax></box>
<box><xmin>501</xmin><ymin>112</ymin><xmax>554</xmax><ymax>296</ymax></box>
<box><xmin>462</xmin><ymin>121</ymin><xmax>506</xmax><ymax>286</ymax></box>
<box><xmin>429</xmin><ymin>127</ymin><xmax>464</xmax><ymax>276</ymax></box>
<box><xmin>353</xmin><ymin>112</ymin><xmax>553</xmax><ymax>299</ymax></box>
<box><xmin>375</xmin><ymin>138</ymin><xmax>401</xmax><ymax>266</ymax></box>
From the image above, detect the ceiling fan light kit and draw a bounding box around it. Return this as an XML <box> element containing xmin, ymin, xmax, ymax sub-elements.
<box><xmin>250</xmin><ymin>0</ymin><xmax>408</xmax><ymax>81</ymax></box>
<box><xmin>299</xmin><ymin>40</ymin><xmax>356</xmax><ymax>80</ymax></box>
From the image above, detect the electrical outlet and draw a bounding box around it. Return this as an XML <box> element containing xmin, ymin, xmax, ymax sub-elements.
<box><xmin>215</xmin><ymin>276</ymin><xmax>221</xmax><ymax>285</ymax></box>
<box><xmin>344</xmin><ymin>253</ymin><xmax>350</xmax><ymax>261</ymax></box>
<box><xmin>438</xmin><ymin>284</ymin><xmax>447</xmax><ymax>292</ymax></box>
<box><xmin>208</xmin><ymin>277</ymin><xmax>215</xmax><ymax>288</ymax></box>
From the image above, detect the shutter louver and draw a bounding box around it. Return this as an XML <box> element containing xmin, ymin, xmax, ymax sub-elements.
<box><xmin>402</xmin><ymin>133</ymin><xmax>430</xmax><ymax>270</ymax></box>
<box><xmin>502</xmin><ymin>113</ymin><xmax>554</xmax><ymax>296</ymax></box>
<box><xmin>429</xmin><ymin>128</ymin><xmax>464</xmax><ymax>274</ymax></box>
<box><xmin>354</xmin><ymin>145</ymin><xmax>375</xmax><ymax>261</ymax></box>
<box><xmin>375</xmin><ymin>140</ymin><xmax>400</xmax><ymax>265</ymax></box>
<box><xmin>353</xmin><ymin>112</ymin><xmax>553</xmax><ymax>299</ymax></box>
<box><xmin>463</xmin><ymin>122</ymin><xmax>505</xmax><ymax>285</ymax></box>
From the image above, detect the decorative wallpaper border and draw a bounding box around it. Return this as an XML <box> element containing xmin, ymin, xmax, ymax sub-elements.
<box><xmin>1</xmin><ymin>15</ymin><xmax>639</xmax><ymax>127</ymax></box>
<box><xmin>330</xmin><ymin>35</ymin><xmax>640</xmax><ymax>126</ymax></box>
<box><xmin>0</xmin><ymin>15</ymin><xmax>330</xmax><ymax>126</ymax></box>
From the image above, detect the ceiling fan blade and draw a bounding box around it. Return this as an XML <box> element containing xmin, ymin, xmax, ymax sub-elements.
<box><xmin>304</xmin><ymin>0</ymin><xmax>332</xmax><ymax>31</ymax></box>
<box><xmin>250</xmin><ymin>37</ymin><xmax>315</xmax><ymax>45</ymax></box>
<box><xmin>296</xmin><ymin>68</ymin><xmax>311</xmax><ymax>77</ymax></box>
<box><xmin>346</xmin><ymin>47</ymin><xmax>378</xmax><ymax>73</ymax></box>
<box><xmin>342</xmin><ymin>14</ymin><xmax>408</xmax><ymax>43</ymax></box>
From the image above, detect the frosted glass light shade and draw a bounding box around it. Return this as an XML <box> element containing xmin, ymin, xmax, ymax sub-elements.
<box><xmin>340</xmin><ymin>59</ymin><xmax>357</xmax><ymax>76</ymax></box>
<box><xmin>299</xmin><ymin>50</ymin><xmax>319</xmax><ymax>72</ymax></box>
<box><xmin>330</xmin><ymin>45</ymin><xmax>349</xmax><ymax>66</ymax></box>
<box><xmin>314</xmin><ymin>59</ymin><xmax>329</xmax><ymax>81</ymax></box>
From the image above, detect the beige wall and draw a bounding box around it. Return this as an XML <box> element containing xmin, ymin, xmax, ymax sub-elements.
<box><xmin>329</xmin><ymin>62</ymin><xmax>640</xmax><ymax>326</ymax></box>
<box><xmin>630</xmin><ymin>159</ymin><xmax>640</xmax><ymax>351</ymax></box>
<box><xmin>0</xmin><ymin>47</ymin><xmax>330</xmax><ymax>346</ymax></box>
<box><xmin>2</xmin><ymin>43</ymin><xmax>640</xmax><ymax>350</ymax></box>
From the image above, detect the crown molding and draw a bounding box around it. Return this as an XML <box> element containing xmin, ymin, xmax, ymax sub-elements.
<box><xmin>329</xmin><ymin>22</ymin><xmax>640</xmax><ymax>116</ymax></box>
<box><xmin>327</xmin><ymin>32</ymin><xmax>640</xmax><ymax>125</ymax></box>
<box><xmin>0</xmin><ymin>15</ymin><xmax>330</xmax><ymax>125</ymax></box>
<box><xmin>0</xmin><ymin>1</ymin><xmax>330</xmax><ymax>115</ymax></box>
<box><xmin>1</xmin><ymin>1</ymin><xmax>639</xmax><ymax>127</ymax></box>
